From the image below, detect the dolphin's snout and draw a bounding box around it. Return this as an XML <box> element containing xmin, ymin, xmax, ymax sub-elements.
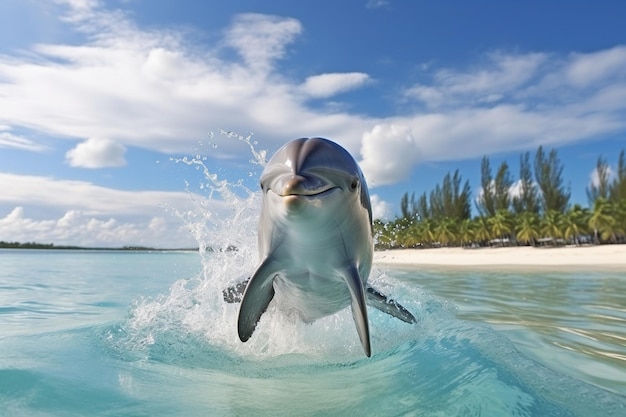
<box><xmin>281</xmin><ymin>175</ymin><xmax>307</xmax><ymax>196</ymax></box>
<box><xmin>276</xmin><ymin>175</ymin><xmax>330</xmax><ymax>196</ymax></box>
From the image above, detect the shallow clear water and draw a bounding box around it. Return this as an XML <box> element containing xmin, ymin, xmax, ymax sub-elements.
<box><xmin>1</xmin><ymin>249</ymin><xmax>625</xmax><ymax>416</ymax></box>
<box><xmin>2</xmin><ymin>136</ymin><xmax>626</xmax><ymax>415</ymax></box>
<box><xmin>390</xmin><ymin>267</ymin><xmax>626</xmax><ymax>396</ymax></box>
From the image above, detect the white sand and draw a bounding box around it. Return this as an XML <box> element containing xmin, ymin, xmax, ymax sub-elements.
<box><xmin>373</xmin><ymin>245</ymin><xmax>626</xmax><ymax>270</ymax></box>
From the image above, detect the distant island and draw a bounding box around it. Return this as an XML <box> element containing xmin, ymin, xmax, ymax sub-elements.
<box><xmin>0</xmin><ymin>241</ymin><xmax>199</xmax><ymax>252</ymax></box>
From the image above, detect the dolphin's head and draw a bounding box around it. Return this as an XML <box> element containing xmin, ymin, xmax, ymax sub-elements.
<box><xmin>260</xmin><ymin>138</ymin><xmax>370</xmax><ymax>217</ymax></box>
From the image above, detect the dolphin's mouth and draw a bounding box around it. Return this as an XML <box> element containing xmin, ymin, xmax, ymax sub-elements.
<box><xmin>269</xmin><ymin>175</ymin><xmax>339</xmax><ymax>197</ymax></box>
<box><xmin>273</xmin><ymin>185</ymin><xmax>339</xmax><ymax>198</ymax></box>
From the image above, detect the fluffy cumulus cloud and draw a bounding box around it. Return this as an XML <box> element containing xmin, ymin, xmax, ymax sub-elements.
<box><xmin>0</xmin><ymin>173</ymin><xmax>229</xmax><ymax>248</ymax></box>
<box><xmin>478</xmin><ymin>179</ymin><xmax>532</xmax><ymax>204</ymax></box>
<box><xmin>0</xmin><ymin>206</ymin><xmax>190</xmax><ymax>248</ymax></box>
<box><xmin>65</xmin><ymin>137</ymin><xmax>126</xmax><ymax>168</ymax></box>
<box><xmin>359</xmin><ymin>124</ymin><xmax>421</xmax><ymax>186</ymax></box>
<box><xmin>299</xmin><ymin>73</ymin><xmax>371</xmax><ymax>99</ymax></box>
<box><xmin>507</xmin><ymin>179</ymin><xmax>524</xmax><ymax>200</ymax></box>
<box><xmin>224</xmin><ymin>13</ymin><xmax>303</xmax><ymax>73</ymax></box>
<box><xmin>589</xmin><ymin>164</ymin><xmax>615</xmax><ymax>187</ymax></box>
<box><xmin>370</xmin><ymin>194</ymin><xmax>393</xmax><ymax>220</ymax></box>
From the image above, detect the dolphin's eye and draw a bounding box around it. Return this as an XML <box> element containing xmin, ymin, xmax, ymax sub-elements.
<box><xmin>350</xmin><ymin>179</ymin><xmax>358</xmax><ymax>191</ymax></box>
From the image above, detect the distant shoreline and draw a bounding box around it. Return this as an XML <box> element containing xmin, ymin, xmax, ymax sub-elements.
<box><xmin>374</xmin><ymin>244</ymin><xmax>626</xmax><ymax>271</ymax></box>
<box><xmin>0</xmin><ymin>241</ymin><xmax>198</xmax><ymax>252</ymax></box>
<box><xmin>4</xmin><ymin>242</ymin><xmax>626</xmax><ymax>271</ymax></box>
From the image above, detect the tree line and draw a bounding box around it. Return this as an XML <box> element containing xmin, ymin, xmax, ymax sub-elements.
<box><xmin>375</xmin><ymin>146</ymin><xmax>626</xmax><ymax>249</ymax></box>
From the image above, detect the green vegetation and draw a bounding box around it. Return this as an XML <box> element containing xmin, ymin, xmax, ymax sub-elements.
<box><xmin>375</xmin><ymin>147</ymin><xmax>626</xmax><ymax>250</ymax></box>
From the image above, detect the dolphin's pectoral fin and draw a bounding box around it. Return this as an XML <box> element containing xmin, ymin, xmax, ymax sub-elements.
<box><xmin>223</xmin><ymin>279</ymin><xmax>250</xmax><ymax>303</ymax></box>
<box><xmin>342</xmin><ymin>266</ymin><xmax>371</xmax><ymax>357</ymax></box>
<box><xmin>366</xmin><ymin>286</ymin><xmax>417</xmax><ymax>324</ymax></box>
<box><xmin>237</xmin><ymin>257</ymin><xmax>279</xmax><ymax>342</ymax></box>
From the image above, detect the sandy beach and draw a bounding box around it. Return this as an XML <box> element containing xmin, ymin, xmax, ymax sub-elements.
<box><xmin>374</xmin><ymin>245</ymin><xmax>626</xmax><ymax>270</ymax></box>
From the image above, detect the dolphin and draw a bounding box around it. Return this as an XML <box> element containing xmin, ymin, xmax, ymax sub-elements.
<box><xmin>224</xmin><ymin>137</ymin><xmax>415</xmax><ymax>357</ymax></box>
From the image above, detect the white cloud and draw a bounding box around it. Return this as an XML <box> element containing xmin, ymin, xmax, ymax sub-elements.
<box><xmin>54</xmin><ymin>0</ymin><xmax>98</xmax><ymax>11</ymax></box>
<box><xmin>370</xmin><ymin>194</ymin><xmax>393</xmax><ymax>220</ymax></box>
<box><xmin>508</xmin><ymin>179</ymin><xmax>523</xmax><ymax>200</ymax></box>
<box><xmin>0</xmin><ymin>206</ymin><xmax>193</xmax><ymax>248</ymax></box>
<box><xmin>589</xmin><ymin>165</ymin><xmax>615</xmax><ymax>187</ymax></box>
<box><xmin>0</xmin><ymin>173</ymin><xmax>219</xmax><ymax>216</ymax></box>
<box><xmin>0</xmin><ymin>129</ymin><xmax>48</xmax><ymax>152</ymax></box>
<box><xmin>396</xmin><ymin>47</ymin><xmax>626</xmax><ymax>162</ymax></box>
<box><xmin>65</xmin><ymin>137</ymin><xmax>126</xmax><ymax>168</ymax></box>
<box><xmin>405</xmin><ymin>51</ymin><xmax>548</xmax><ymax>108</ymax></box>
<box><xmin>0</xmin><ymin>172</ymin><xmax>232</xmax><ymax>247</ymax></box>
<box><xmin>359</xmin><ymin>124</ymin><xmax>421</xmax><ymax>186</ymax></box>
<box><xmin>478</xmin><ymin>179</ymin><xmax>532</xmax><ymax>202</ymax></box>
<box><xmin>299</xmin><ymin>72</ymin><xmax>371</xmax><ymax>98</ymax></box>
<box><xmin>366</xmin><ymin>0</ymin><xmax>390</xmax><ymax>9</ymax></box>
<box><xmin>224</xmin><ymin>13</ymin><xmax>302</xmax><ymax>73</ymax></box>
<box><xmin>566</xmin><ymin>45</ymin><xmax>626</xmax><ymax>87</ymax></box>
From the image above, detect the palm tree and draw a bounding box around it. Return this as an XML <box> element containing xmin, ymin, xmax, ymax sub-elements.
<box><xmin>516</xmin><ymin>211</ymin><xmax>540</xmax><ymax>246</ymax></box>
<box><xmin>402</xmin><ymin>221</ymin><xmax>422</xmax><ymax>248</ymax></box>
<box><xmin>457</xmin><ymin>218</ymin><xmax>475</xmax><ymax>247</ymax></box>
<box><xmin>472</xmin><ymin>216</ymin><xmax>492</xmax><ymax>245</ymax></box>
<box><xmin>412</xmin><ymin>219</ymin><xmax>435</xmax><ymax>247</ymax></box>
<box><xmin>488</xmin><ymin>209</ymin><xmax>513</xmax><ymax>245</ymax></box>
<box><xmin>435</xmin><ymin>218</ymin><xmax>457</xmax><ymax>247</ymax></box>
<box><xmin>561</xmin><ymin>205</ymin><xmax>590</xmax><ymax>245</ymax></box>
<box><xmin>616</xmin><ymin>199</ymin><xmax>626</xmax><ymax>242</ymax></box>
<box><xmin>588</xmin><ymin>198</ymin><xmax>616</xmax><ymax>243</ymax></box>
<box><xmin>540</xmin><ymin>210</ymin><xmax>563</xmax><ymax>245</ymax></box>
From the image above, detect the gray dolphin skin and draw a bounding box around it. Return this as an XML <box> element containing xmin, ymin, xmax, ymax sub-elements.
<box><xmin>225</xmin><ymin>137</ymin><xmax>416</xmax><ymax>357</ymax></box>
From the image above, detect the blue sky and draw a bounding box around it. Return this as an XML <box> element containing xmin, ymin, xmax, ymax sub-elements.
<box><xmin>1</xmin><ymin>0</ymin><xmax>626</xmax><ymax>248</ymax></box>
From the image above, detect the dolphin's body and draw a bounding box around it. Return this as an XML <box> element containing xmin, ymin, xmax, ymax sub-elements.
<box><xmin>226</xmin><ymin>137</ymin><xmax>415</xmax><ymax>356</ymax></box>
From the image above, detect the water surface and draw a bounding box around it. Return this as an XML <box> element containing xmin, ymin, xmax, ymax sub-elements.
<box><xmin>1</xmin><ymin>249</ymin><xmax>625</xmax><ymax>416</ymax></box>
<box><xmin>389</xmin><ymin>267</ymin><xmax>626</xmax><ymax>395</ymax></box>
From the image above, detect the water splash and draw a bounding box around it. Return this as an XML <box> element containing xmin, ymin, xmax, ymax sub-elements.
<box><xmin>110</xmin><ymin>132</ymin><xmax>423</xmax><ymax>363</ymax></box>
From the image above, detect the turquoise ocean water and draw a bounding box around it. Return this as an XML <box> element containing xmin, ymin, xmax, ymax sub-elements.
<box><xmin>1</xmin><ymin>248</ymin><xmax>625</xmax><ymax>416</ymax></box>
<box><xmin>2</xmin><ymin>141</ymin><xmax>626</xmax><ymax>415</ymax></box>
